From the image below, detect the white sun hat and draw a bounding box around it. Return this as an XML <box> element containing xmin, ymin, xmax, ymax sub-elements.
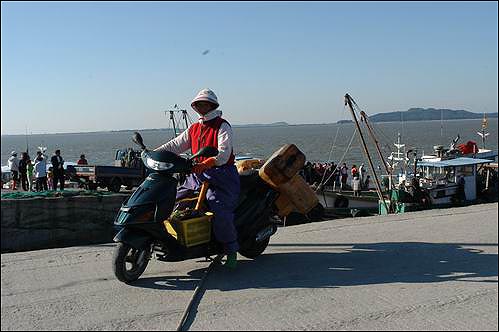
<box><xmin>191</xmin><ymin>88</ymin><xmax>219</xmax><ymax>107</ymax></box>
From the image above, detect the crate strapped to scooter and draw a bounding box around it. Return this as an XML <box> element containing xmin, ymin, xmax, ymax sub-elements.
<box><xmin>164</xmin><ymin>182</ymin><xmax>213</xmax><ymax>247</ymax></box>
<box><xmin>259</xmin><ymin>144</ymin><xmax>318</xmax><ymax>216</ymax></box>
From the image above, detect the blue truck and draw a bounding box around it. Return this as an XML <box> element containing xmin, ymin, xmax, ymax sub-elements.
<box><xmin>68</xmin><ymin>149</ymin><xmax>146</xmax><ymax>193</ymax></box>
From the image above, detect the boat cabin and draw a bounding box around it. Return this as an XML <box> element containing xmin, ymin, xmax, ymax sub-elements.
<box><xmin>416</xmin><ymin>157</ymin><xmax>492</xmax><ymax>203</ymax></box>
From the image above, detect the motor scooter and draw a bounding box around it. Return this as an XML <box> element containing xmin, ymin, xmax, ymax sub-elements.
<box><xmin>112</xmin><ymin>132</ymin><xmax>280</xmax><ymax>283</ymax></box>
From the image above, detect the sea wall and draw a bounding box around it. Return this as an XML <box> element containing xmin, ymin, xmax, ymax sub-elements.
<box><xmin>1</xmin><ymin>194</ymin><xmax>129</xmax><ymax>252</ymax></box>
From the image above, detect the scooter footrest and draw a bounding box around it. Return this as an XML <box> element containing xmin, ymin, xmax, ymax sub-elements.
<box><xmin>155</xmin><ymin>254</ymin><xmax>169</xmax><ymax>262</ymax></box>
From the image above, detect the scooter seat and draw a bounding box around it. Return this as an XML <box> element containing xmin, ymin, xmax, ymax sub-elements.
<box><xmin>237</xmin><ymin>170</ymin><xmax>266</xmax><ymax>208</ymax></box>
<box><xmin>239</xmin><ymin>170</ymin><xmax>261</xmax><ymax>193</ymax></box>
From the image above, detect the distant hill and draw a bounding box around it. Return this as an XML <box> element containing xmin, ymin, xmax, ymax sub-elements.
<box><xmin>233</xmin><ymin>121</ymin><xmax>289</xmax><ymax>128</ymax></box>
<box><xmin>367</xmin><ymin>108</ymin><xmax>498</xmax><ymax>123</ymax></box>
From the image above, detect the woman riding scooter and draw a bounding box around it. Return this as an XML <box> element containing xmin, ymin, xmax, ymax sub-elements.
<box><xmin>155</xmin><ymin>89</ymin><xmax>240</xmax><ymax>269</ymax></box>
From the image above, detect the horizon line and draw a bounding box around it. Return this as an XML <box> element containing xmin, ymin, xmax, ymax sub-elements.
<box><xmin>2</xmin><ymin>117</ymin><xmax>498</xmax><ymax>136</ymax></box>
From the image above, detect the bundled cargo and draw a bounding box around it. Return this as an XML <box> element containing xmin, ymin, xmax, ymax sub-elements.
<box><xmin>259</xmin><ymin>144</ymin><xmax>317</xmax><ymax>216</ymax></box>
<box><xmin>259</xmin><ymin>144</ymin><xmax>306</xmax><ymax>188</ymax></box>
<box><xmin>236</xmin><ymin>158</ymin><xmax>265</xmax><ymax>175</ymax></box>
<box><xmin>274</xmin><ymin>174</ymin><xmax>319</xmax><ymax>216</ymax></box>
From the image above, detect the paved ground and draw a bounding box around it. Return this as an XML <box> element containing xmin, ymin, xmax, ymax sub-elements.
<box><xmin>1</xmin><ymin>203</ymin><xmax>498</xmax><ymax>330</ymax></box>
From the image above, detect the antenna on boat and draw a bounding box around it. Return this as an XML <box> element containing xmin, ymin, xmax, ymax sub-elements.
<box><xmin>477</xmin><ymin>113</ymin><xmax>489</xmax><ymax>149</ymax></box>
<box><xmin>25</xmin><ymin>125</ymin><xmax>29</xmax><ymax>155</ymax></box>
<box><xmin>394</xmin><ymin>133</ymin><xmax>410</xmax><ymax>175</ymax></box>
<box><xmin>440</xmin><ymin>109</ymin><xmax>444</xmax><ymax>139</ymax></box>
<box><xmin>165</xmin><ymin>104</ymin><xmax>192</xmax><ymax>139</ymax></box>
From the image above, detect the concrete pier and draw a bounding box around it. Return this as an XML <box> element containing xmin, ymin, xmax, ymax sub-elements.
<box><xmin>1</xmin><ymin>194</ymin><xmax>129</xmax><ymax>252</ymax></box>
<box><xmin>1</xmin><ymin>203</ymin><xmax>497</xmax><ymax>330</ymax></box>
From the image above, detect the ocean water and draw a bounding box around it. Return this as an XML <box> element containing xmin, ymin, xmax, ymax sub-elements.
<box><xmin>2</xmin><ymin>119</ymin><xmax>497</xmax><ymax>169</ymax></box>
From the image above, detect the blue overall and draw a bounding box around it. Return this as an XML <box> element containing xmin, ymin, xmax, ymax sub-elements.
<box><xmin>176</xmin><ymin>164</ymin><xmax>241</xmax><ymax>253</ymax></box>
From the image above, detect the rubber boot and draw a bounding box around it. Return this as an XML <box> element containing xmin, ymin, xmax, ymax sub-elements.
<box><xmin>224</xmin><ymin>252</ymin><xmax>237</xmax><ymax>269</ymax></box>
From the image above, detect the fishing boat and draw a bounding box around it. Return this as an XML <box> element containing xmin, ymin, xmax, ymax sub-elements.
<box><xmin>316</xmin><ymin>94</ymin><xmax>498</xmax><ymax>216</ymax></box>
<box><xmin>379</xmin><ymin>114</ymin><xmax>498</xmax><ymax>212</ymax></box>
<box><xmin>313</xmin><ymin>94</ymin><xmax>391</xmax><ymax>215</ymax></box>
<box><xmin>413</xmin><ymin>157</ymin><xmax>493</xmax><ymax>205</ymax></box>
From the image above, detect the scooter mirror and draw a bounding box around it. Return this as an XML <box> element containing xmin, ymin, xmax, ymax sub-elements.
<box><xmin>132</xmin><ymin>132</ymin><xmax>146</xmax><ymax>150</ymax></box>
<box><xmin>190</xmin><ymin>146</ymin><xmax>218</xmax><ymax>160</ymax></box>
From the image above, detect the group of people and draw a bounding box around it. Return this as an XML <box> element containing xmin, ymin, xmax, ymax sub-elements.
<box><xmin>6</xmin><ymin>150</ymin><xmax>89</xmax><ymax>192</ymax></box>
<box><xmin>302</xmin><ymin>161</ymin><xmax>371</xmax><ymax>195</ymax></box>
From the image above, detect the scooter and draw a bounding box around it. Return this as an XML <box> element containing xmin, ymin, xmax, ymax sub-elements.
<box><xmin>112</xmin><ymin>132</ymin><xmax>280</xmax><ymax>283</ymax></box>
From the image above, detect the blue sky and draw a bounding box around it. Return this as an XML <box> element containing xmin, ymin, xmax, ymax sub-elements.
<box><xmin>1</xmin><ymin>1</ymin><xmax>497</xmax><ymax>134</ymax></box>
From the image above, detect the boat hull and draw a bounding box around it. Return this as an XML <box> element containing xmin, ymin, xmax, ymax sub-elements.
<box><xmin>316</xmin><ymin>189</ymin><xmax>380</xmax><ymax>209</ymax></box>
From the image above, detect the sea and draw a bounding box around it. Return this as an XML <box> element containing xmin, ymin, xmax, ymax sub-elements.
<box><xmin>2</xmin><ymin>119</ymin><xmax>497</xmax><ymax>169</ymax></box>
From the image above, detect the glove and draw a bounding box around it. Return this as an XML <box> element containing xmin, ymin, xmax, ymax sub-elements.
<box><xmin>192</xmin><ymin>157</ymin><xmax>217</xmax><ymax>175</ymax></box>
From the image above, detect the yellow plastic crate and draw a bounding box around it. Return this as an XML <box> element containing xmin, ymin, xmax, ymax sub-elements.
<box><xmin>164</xmin><ymin>212</ymin><xmax>213</xmax><ymax>247</ymax></box>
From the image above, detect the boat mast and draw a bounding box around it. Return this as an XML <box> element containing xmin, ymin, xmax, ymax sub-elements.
<box><xmin>440</xmin><ymin>109</ymin><xmax>444</xmax><ymax>139</ymax></box>
<box><xmin>345</xmin><ymin>94</ymin><xmax>388</xmax><ymax>212</ymax></box>
<box><xmin>25</xmin><ymin>125</ymin><xmax>29</xmax><ymax>155</ymax></box>
<box><xmin>182</xmin><ymin>109</ymin><xmax>189</xmax><ymax>132</ymax></box>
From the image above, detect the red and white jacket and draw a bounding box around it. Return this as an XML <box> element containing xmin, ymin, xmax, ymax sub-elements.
<box><xmin>155</xmin><ymin>110</ymin><xmax>235</xmax><ymax>166</ymax></box>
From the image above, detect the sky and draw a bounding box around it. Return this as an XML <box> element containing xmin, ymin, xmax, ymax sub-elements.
<box><xmin>1</xmin><ymin>1</ymin><xmax>498</xmax><ymax>135</ymax></box>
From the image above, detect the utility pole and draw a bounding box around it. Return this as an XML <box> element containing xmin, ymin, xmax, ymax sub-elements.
<box><xmin>25</xmin><ymin>125</ymin><xmax>29</xmax><ymax>155</ymax></box>
<box><xmin>345</xmin><ymin>94</ymin><xmax>389</xmax><ymax>213</ymax></box>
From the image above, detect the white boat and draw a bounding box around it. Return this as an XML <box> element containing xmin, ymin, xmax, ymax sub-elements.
<box><xmin>387</xmin><ymin>125</ymin><xmax>497</xmax><ymax>207</ymax></box>
<box><xmin>415</xmin><ymin>157</ymin><xmax>494</xmax><ymax>205</ymax></box>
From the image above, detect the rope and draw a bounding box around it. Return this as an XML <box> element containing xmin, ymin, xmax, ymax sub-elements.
<box><xmin>316</xmin><ymin>123</ymin><xmax>342</xmax><ymax>187</ymax></box>
<box><xmin>314</xmin><ymin>103</ymin><xmax>350</xmax><ymax>190</ymax></box>
<box><xmin>176</xmin><ymin>254</ymin><xmax>223</xmax><ymax>331</ymax></box>
<box><xmin>315</xmin><ymin>125</ymin><xmax>358</xmax><ymax>192</ymax></box>
<box><xmin>350</xmin><ymin>101</ymin><xmax>399</xmax><ymax>171</ymax></box>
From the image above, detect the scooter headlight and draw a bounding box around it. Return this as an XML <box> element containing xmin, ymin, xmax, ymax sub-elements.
<box><xmin>142</xmin><ymin>152</ymin><xmax>174</xmax><ymax>171</ymax></box>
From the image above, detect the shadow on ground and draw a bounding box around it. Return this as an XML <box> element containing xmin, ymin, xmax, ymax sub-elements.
<box><xmin>131</xmin><ymin>242</ymin><xmax>497</xmax><ymax>330</ymax></box>
<box><xmin>133</xmin><ymin>242</ymin><xmax>498</xmax><ymax>292</ymax></box>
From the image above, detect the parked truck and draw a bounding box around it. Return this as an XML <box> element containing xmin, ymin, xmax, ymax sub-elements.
<box><xmin>68</xmin><ymin>148</ymin><xmax>146</xmax><ymax>193</ymax></box>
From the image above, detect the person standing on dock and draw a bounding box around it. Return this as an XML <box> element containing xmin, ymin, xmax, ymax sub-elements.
<box><xmin>18</xmin><ymin>152</ymin><xmax>29</xmax><ymax>191</ymax></box>
<box><xmin>359</xmin><ymin>163</ymin><xmax>366</xmax><ymax>188</ymax></box>
<box><xmin>351</xmin><ymin>164</ymin><xmax>358</xmax><ymax>179</ymax></box>
<box><xmin>8</xmin><ymin>151</ymin><xmax>19</xmax><ymax>190</ymax></box>
<box><xmin>457</xmin><ymin>175</ymin><xmax>466</xmax><ymax>204</ymax></box>
<box><xmin>352</xmin><ymin>175</ymin><xmax>361</xmax><ymax>197</ymax></box>
<box><xmin>77</xmin><ymin>154</ymin><xmax>88</xmax><ymax>165</ymax></box>
<box><xmin>340</xmin><ymin>163</ymin><xmax>348</xmax><ymax>191</ymax></box>
<box><xmin>34</xmin><ymin>152</ymin><xmax>48</xmax><ymax>191</ymax></box>
<box><xmin>51</xmin><ymin>150</ymin><xmax>65</xmax><ymax>191</ymax></box>
<box><xmin>27</xmin><ymin>158</ymin><xmax>34</xmax><ymax>191</ymax></box>
<box><xmin>154</xmin><ymin>88</ymin><xmax>240</xmax><ymax>269</ymax></box>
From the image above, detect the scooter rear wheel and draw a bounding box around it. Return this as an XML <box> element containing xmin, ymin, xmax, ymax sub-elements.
<box><xmin>113</xmin><ymin>242</ymin><xmax>150</xmax><ymax>283</ymax></box>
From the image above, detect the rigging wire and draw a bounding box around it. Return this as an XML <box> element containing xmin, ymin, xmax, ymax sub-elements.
<box><xmin>315</xmin><ymin>125</ymin><xmax>358</xmax><ymax>192</ymax></box>
<box><xmin>315</xmin><ymin>102</ymin><xmax>350</xmax><ymax>188</ymax></box>
<box><xmin>317</xmin><ymin>117</ymin><xmax>342</xmax><ymax>186</ymax></box>
<box><xmin>351</xmin><ymin>101</ymin><xmax>405</xmax><ymax>167</ymax></box>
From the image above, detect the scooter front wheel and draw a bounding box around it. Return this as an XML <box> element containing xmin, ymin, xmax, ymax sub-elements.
<box><xmin>113</xmin><ymin>242</ymin><xmax>150</xmax><ymax>284</ymax></box>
